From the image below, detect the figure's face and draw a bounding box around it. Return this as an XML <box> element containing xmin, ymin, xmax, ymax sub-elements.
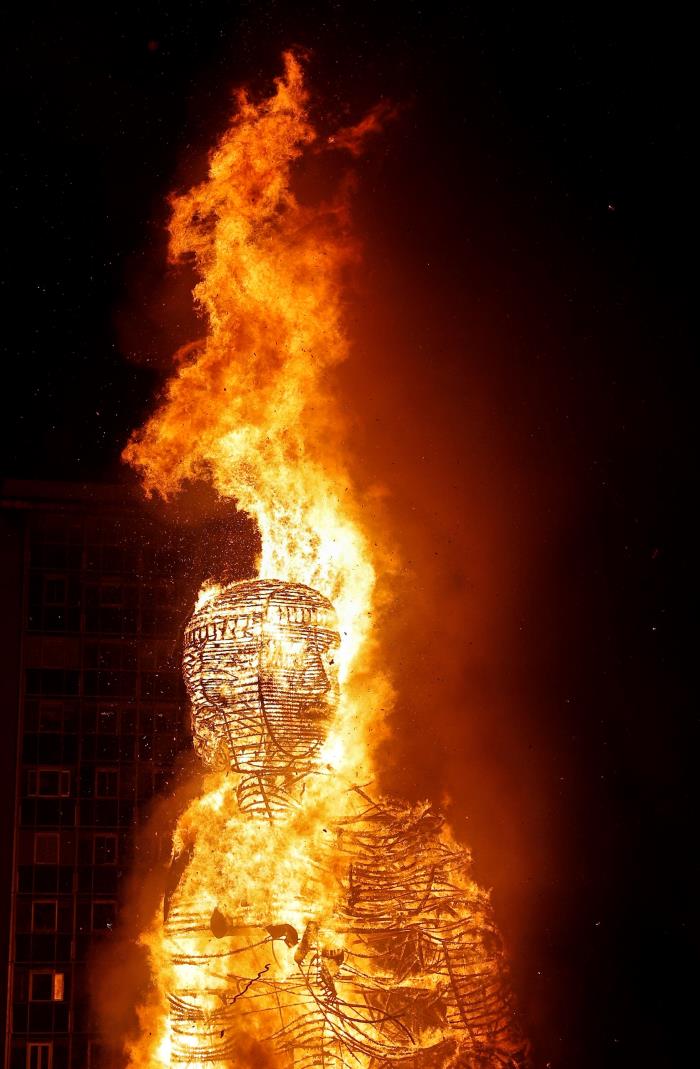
<box><xmin>183</xmin><ymin>581</ymin><xmax>340</xmax><ymax>770</ymax></box>
<box><xmin>258</xmin><ymin>607</ymin><xmax>340</xmax><ymax>753</ymax></box>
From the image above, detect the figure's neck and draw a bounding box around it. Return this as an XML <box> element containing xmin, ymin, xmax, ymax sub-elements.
<box><xmin>236</xmin><ymin>768</ymin><xmax>315</xmax><ymax>821</ymax></box>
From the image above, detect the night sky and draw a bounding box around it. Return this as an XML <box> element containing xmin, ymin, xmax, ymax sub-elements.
<box><xmin>1</xmin><ymin>3</ymin><xmax>695</xmax><ymax>1067</ymax></box>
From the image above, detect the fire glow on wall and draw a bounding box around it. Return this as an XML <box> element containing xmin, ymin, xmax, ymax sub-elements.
<box><xmin>120</xmin><ymin>53</ymin><xmax>530</xmax><ymax>1068</ymax></box>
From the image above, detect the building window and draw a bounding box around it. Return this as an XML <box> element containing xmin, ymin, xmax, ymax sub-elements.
<box><xmin>31</xmin><ymin>901</ymin><xmax>57</xmax><ymax>932</ymax></box>
<box><xmin>38</xmin><ymin>702</ymin><xmax>64</xmax><ymax>732</ymax></box>
<box><xmin>43</xmin><ymin>576</ymin><xmax>67</xmax><ymax>605</ymax></box>
<box><xmin>34</xmin><ymin>833</ymin><xmax>59</xmax><ymax>865</ymax></box>
<box><xmin>26</xmin><ymin>668</ymin><xmax>80</xmax><ymax>696</ymax></box>
<box><xmin>27</xmin><ymin>769</ymin><xmax>71</xmax><ymax>797</ymax></box>
<box><xmin>29</xmin><ymin>970</ymin><xmax>64</xmax><ymax>1001</ymax></box>
<box><xmin>98</xmin><ymin>707</ymin><xmax>118</xmax><ymax>733</ymax></box>
<box><xmin>95</xmin><ymin>768</ymin><xmax>119</xmax><ymax>798</ymax></box>
<box><xmin>92</xmin><ymin>900</ymin><xmax>116</xmax><ymax>931</ymax></box>
<box><xmin>94</xmin><ymin>834</ymin><xmax>118</xmax><ymax>866</ymax></box>
<box><xmin>87</xmin><ymin>1042</ymin><xmax>104</xmax><ymax>1068</ymax></box>
<box><xmin>100</xmin><ymin>583</ymin><xmax>123</xmax><ymax>607</ymax></box>
<box><xmin>27</xmin><ymin>1043</ymin><xmax>52</xmax><ymax>1069</ymax></box>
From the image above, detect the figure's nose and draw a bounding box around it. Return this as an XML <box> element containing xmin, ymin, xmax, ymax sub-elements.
<box><xmin>304</xmin><ymin>644</ymin><xmax>330</xmax><ymax>693</ymax></box>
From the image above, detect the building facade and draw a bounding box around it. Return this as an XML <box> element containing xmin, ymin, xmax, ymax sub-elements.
<box><xmin>0</xmin><ymin>480</ymin><xmax>212</xmax><ymax>1069</ymax></box>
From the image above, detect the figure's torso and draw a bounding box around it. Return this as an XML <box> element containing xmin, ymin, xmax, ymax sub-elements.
<box><xmin>164</xmin><ymin>785</ymin><xmax>523</xmax><ymax>1069</ymax></box>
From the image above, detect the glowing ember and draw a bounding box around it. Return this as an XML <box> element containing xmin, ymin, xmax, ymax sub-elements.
<box><xmin>122</xmin><ymin>53</ymin><xmax>529</xmax><ymax>1069</ymax></box>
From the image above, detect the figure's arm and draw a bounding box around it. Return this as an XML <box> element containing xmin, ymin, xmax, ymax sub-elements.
<box><xmin>425</xmin><ymin>876</ymin><xmax>530</xmax><ymax>1068</ymax></box>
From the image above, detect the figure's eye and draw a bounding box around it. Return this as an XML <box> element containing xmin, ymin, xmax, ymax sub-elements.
<box><xmin>265</xmin><ymin>637</ymin><xmax>307</xmax><ymax>668</ymax></box>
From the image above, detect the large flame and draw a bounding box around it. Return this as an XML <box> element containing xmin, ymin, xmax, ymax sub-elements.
<box><xmin>119</xmin><ymin>53</ymin><xmax>528</xmax><ymax>1069</ymax></box>
<box><xmin>124</xmin><ymin>52</ymin><xmax>378</xmax><ymax>696</ymax></box>
<box><xmin>122</xmin><ymin>55</ymin><xmax>390</xmax><ymax>1065</ymax></box>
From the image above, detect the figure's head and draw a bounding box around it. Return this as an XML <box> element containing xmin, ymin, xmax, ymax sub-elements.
<box><xmin>183</xmin><ymin>579</ymin><xmax>340</xmax><ymax>773</ymax></box>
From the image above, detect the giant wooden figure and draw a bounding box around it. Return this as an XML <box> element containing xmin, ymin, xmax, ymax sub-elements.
<box><xmin>163</xmin><ymin>579</ymin><xmax>529</xmax><ymax>1068</ymax></box>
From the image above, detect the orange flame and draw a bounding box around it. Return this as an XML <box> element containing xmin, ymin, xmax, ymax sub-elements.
<box><xmin>122</xmin><ymin>58</ymin><xmax>397</xmax><ymax>1063</ymax></box>
<box><xmin>119</xmin><ymin>53</ymin><xmax>528</xmax><ymax>1069</ymax></box>
<box><xmin>124</xmin><ymin>51</ymin><xmax>391</xmax><ymax>770</ymax></box>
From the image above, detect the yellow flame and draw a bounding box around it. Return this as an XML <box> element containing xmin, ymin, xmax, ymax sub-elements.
<box><xmin>123</xmin><ymin>52</ymin><xmax>376</xmax><ymax>688</ymax></box>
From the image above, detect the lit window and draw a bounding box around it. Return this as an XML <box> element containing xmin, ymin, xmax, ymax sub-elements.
<box><xmin>29</xmin><ymin>970</ymin><xmax>64</xmax><ymax>1001</ymax></box>
<box><xmin>92</xmin><ymin>900</ymin><xmax>116</xmax><ymax>931</ymax></box>
<box><xmin>27</xmin><ymin>769</ymin><xmax>70</xmax><ymax>797</ymax></box>
<box><xmin>31</xmin><ymin>901</ymin><xmax>57</xmax><ymax>932</ymax></box>
<box><xmin>27</xmin><ymin>1043</ymin><xmax>52</xmax><ymax>1069</ymax></box>
<box><xmin>34</xmin><ymin>833</ymin><xmax>59</xmax><ymax>865</ymax></box>
<box><xmin>95</xmin><ymin>768</ymin><xmax>119</xmax><ymax>798</ymax></box>
<box><xmin>94</xmin><ymin>834</ymin><xmax>118</xmax><ymax>866</ymax></box>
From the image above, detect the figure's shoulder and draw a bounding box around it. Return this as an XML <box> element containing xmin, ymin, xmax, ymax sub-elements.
<box><xmin>333</xmin><ymin>786</ymin><xmax>489</xmax><ymax>921</ymax></box>
<box><xmin>339</xmin><ymin>783</ymin><xmax>437</xmax><ymax>823</ymax></box>
<box><xmin>336</xmin><ymin>785</ymin><xmax>464</xmax><ymax>858</ymax></box>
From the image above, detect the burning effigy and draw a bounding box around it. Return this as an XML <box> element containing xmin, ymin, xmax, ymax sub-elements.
<box><xmin>121</xmin><ymin>53</ymin><xmax>529</xmax><ymax>1069</ymax></box>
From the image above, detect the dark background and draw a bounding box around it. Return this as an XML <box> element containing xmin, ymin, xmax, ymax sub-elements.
<box><xmin>1</xmin><ymin>2</ymin><xmax>695</xmax><ymax>1066</ymax></box>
